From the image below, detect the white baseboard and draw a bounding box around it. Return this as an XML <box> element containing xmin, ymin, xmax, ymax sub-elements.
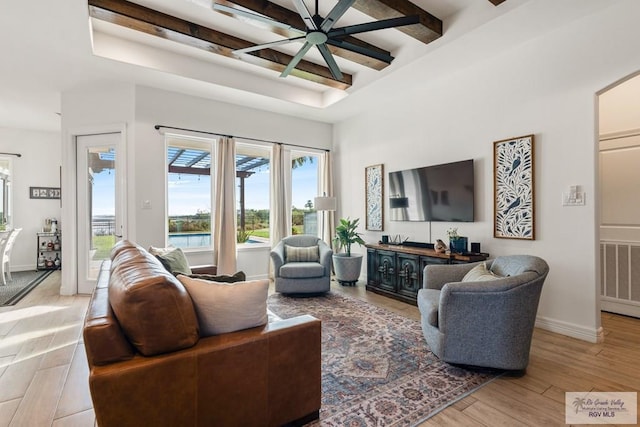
<box><xmin>10</xmin><ymin>263</ymin><xmax>37</xmax><ymax>272</ymax></box>
<box><xmin>600</xmin><ymin>298</ymin><xmax>640</xmax><ymax>318</ymax></box>
<box><xmin>535</xmin><ymin>316</ymin><xmax>604</xmax><ymax>343</ymax></box>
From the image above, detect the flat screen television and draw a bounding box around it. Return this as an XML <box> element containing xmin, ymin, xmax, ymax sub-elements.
<box><xmin>388</xmin><ymin>159</ymin><xmax>474</xmax><ymax>222</ymax></box>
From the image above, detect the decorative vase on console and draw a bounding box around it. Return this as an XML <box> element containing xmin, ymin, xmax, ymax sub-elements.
<box><xmin>447</xmin><ymin>228</ymin><xmax>468</xmax><ymax>254</ymax></box>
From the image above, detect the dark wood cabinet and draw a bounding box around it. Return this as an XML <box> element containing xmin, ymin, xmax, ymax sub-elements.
<box><xmin>376</xmin><ymin>249</ymin><xmax>397</xmax><ymax>292</ymax></box>
<box><xmin>396</xmin><ymin>253</ymin><xmax>420</xmax><ymax>299</ymax></box>
<box><xmin>365</xmin><ymin>243</ymin><xmax>488</xmax><ymax>305</ymax></box>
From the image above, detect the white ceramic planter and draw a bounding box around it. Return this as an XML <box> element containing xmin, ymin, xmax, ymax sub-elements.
<box><xmin>332</xmin><ymin>253</ymin><xmax>363</xmax><ymax>286</ymax></box>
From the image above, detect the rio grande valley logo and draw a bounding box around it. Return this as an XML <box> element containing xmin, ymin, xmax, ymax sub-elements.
<box><xmin>566</xmin><ymin>392</ymin><xmax>637</xmax><ymax>424</ymax></box>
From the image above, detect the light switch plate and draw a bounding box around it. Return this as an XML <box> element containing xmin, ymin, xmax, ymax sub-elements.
<box><xmin>142</xmin><ymin>199</ymin><xmax>152</xmax><ymax>209</ymax></box>
<box><xmin>562</xmin><ymin>192</ymin><xmax>585</xmax><ymax>206</ymax></box>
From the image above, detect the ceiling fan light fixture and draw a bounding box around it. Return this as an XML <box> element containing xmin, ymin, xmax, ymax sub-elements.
<box><xmin>306</xmin><ymin>31</ymin><xmax>328</xmax><ymax>45</ymax></box>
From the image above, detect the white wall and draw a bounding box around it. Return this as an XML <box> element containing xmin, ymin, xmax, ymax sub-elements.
<box><xmin>0</xmin><ymin>128</ymin><xmax>61</xmax><ymax>271</ymax></box>
<box><xmin>333</xmin><ymin>0</ymin><xmax>640</xmax><ymax>342</ymax></box>
<box><xmin>599</xmin><ymin>134</ymin><xmax>640</xmax><ymax>237</ymax></box>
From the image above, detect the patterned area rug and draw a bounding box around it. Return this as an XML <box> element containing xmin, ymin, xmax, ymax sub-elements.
<box><xmin>0</xmin><ymin>270</ymin><xmax>53</xmax><ymax>306</ymax></box>
<box><xmin>268</xmin><ymin>292</ymin><xmax>498</xmax><ymax>426</ymax></box>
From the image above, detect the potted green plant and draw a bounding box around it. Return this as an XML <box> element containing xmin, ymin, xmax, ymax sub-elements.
<box><xmin>332</xmin><ymin>217</ymin><xmax>366</xmax><ymax>286</ymax></box>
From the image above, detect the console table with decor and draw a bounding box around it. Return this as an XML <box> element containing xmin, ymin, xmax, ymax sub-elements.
<box><xmin>365</xmin><ymin>243</ymin><xmax>489</xmax><ymax>305</ymax></box>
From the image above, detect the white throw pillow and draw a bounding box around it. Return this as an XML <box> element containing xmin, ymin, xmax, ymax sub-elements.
<box><xmin>285</xmin><ymin>244</ymin><xmax>320</xmax><ymax>262</ymax></box>
<box><xmin>178</xmin><ymin>275</ymin><xmax>269</xmax><ymax>336</ymax></box>
<box><xmin>461</xmin><ymin>262</ymin><xmax>501</xmax><ymax>282</ymax></box>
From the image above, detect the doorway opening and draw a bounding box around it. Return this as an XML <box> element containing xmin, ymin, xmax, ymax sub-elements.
<box><xmin>597</xmin><ymin>71</ymin><xmax>640</xmax><ymax>319</ymax></box>
<box><xmin>62</xmin><ymin>127</ymin><xmax>127</xmax><ymax>296</ymax></box>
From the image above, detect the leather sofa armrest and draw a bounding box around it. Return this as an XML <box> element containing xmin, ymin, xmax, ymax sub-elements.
<box><xmin>261</xmin><ymin>315</ymin><xmax>322</xmax><ymax>426</ymax></box>
<box><xmin>190</xmin><ymin>265</ymin><xmax>218</xmax><ymax>275</ymax></box>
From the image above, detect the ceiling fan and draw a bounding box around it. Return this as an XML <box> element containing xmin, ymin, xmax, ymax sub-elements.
<box><xmin>211</xmin><ymin>0</ymin><xmax>420</xmax><ymax>81</ymax></box>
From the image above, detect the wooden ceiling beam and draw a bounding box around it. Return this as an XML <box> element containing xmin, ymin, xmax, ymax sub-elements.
<box><xmin>88</xmin><ymin>0</ymin><xmax>351</xmax><ymax>89</ymax></box>
<box><xmin>214</xmin><ymin>0</ymin><xmax>393</xmax><ymax>70</ymax></box>
<box><xmin>352</xmin><ymin>0</ymin><xmax>442</xmax><ymax>44</ymax></box>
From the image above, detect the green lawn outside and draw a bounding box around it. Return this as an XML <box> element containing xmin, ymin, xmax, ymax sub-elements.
<box><xmin>251</xmin><ymin>225</ymin><xmax>303</xmax><ymax>238</ymax></box>
<box><xmin>251</xmin><ymin>229</ymin><xmax>269</xmax><ymax>238</ymax></box>
<box><xmin>93</xmin><ymin>235</ymin><xmax>116</xmax><ymax>260</ymax></box>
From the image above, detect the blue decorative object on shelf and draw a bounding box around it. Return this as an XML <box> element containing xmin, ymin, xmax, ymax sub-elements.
<box><xmin>450</xmin><ymin>237</ymin><xmax>468</xmax><ymax>254</ymax></box>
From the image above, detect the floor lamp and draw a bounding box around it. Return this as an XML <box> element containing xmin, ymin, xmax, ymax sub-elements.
<box><xmin>314</xmin><ymin>194</ymin><xmax>336</xmax><ymax>244</ymax></box>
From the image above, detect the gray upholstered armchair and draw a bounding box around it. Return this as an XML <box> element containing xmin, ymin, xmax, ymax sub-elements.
<box><xmin>417</xmin><ymin>255</ymin><xmax>549</xmax><ymax>371</ymax></box>
<box><xmin>271</xmin><ymin>235</ymin><xmax>333</xmax><ymax>294</ymax></box>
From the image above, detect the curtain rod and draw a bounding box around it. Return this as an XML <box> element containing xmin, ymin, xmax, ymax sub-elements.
<box><xmin>154</xmin><ymin>125</ymin><xmax>329</xmax><ymax>152</ymax></box>
<box><xmin>0</xmin><ymin>152</ymin><xmax>21</xmax><ymax>157</ymax></box>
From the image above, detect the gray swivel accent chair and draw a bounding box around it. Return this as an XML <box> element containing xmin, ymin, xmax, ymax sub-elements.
<box><xmin>271</xmin><ymin>235</ymin><xmax>333</xmax><ymax>294</ymax></box>
<box><xmin>417</xmin><ymin>255</ymin><xmax>549</xmax><ymax>371</ymax></box>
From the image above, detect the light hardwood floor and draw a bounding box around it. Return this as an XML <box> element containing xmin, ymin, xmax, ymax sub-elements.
<box><xmin>0</xmin><ymin>272</ymin><xmax>639</xmax><ymax>426</ymax></box>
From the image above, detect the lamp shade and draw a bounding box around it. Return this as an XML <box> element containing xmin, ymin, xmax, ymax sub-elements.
<box><xmin>315</xmin><ymin>196</ymin><xmax>336</xmax><ymax>211</ymax></box>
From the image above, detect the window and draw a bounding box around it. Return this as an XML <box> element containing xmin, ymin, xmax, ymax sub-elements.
<box><xmin>291</xmin><ymin>151</ymin><xmax>320</xmax><ymax>235</ymax></box>
<box><xmin>236</xmin><ymin>142</ymin><xmax>270</xmax><ymax>244</ymax></box>
<box><xmin>0</xmin><ymin>157</ymin><xmax>12</xmax><ymax>230</ymax></box>
<box><xmin>166</xmin><ymin>136</ymin><xmax>214</xmax><ymax>249</ymax></box>
<box><xmin>164</xmin><ymin>134</ymin><xmax>324</xmax><ymax>249</ymax></box>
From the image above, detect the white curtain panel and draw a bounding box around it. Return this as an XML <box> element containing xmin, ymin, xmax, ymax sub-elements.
<box><xmin>283</xmin><ymin>149</ymin><xmax>292</xmax><ymax>236</ymax></box>
<box><xmin>270</xmin><ymin>144</ymin><xmax>287</xmax><ymax>246</ymax></box>
<box><xmin>214</xmin><ymin>136</ymin><xmax>237</xmax><ymax>274</ymax></box>
<box><xmin>320</xmin><ymin>151</ymin><xmax>335</xmax><ymax>247</ymax></box>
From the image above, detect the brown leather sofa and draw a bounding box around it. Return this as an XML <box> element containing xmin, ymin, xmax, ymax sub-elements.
<box><xmin>83</xmin><ymin>241</ymin><xmax>321</xmax><ymax>427</ymax></box>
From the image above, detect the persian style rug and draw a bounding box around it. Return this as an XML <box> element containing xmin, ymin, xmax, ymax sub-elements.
<box><xmin>0</xmin><ymin>270</ymin><xmax>53</xmax><ymax>306</ymax></box>
<box><xmin>268</xmin><ymin>292</ymin><xmax>498</xmax><ymax>426</ymax></box>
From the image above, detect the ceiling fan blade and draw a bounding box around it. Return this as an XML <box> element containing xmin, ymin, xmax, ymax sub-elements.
<box><xmin>234</xmin><ymin>36</ymin><xmax>306</xmax><ymax>54</ymax></box>
<box><xmin>292</xmin><ymin>0</ymin><xmax>317</xmax><ymax>30</ymax></box>
<box><xmin>320</xmin><ymin>0</ymin><xmax>355</xmax><ymax>32</ymax></box>
<box><xmin>317</xmin><ymin>43</ymin><xmax>343</xmax><ymax>80</ymax></box>
<box><xmin>328</xmin><ymin>15</ymin><xmax>420</xmax><ymax>38</ymax></box>
<box><xmin>326</xmin><ymin>39</ymin><xmax>394</xmax><ymax>64</ymax></box>
<box><xmin>212</xmin><ymin>3</ymin><xmax>296</xmax><ymax>32</ymax></box>
<box><xmin>281</xmin><ymin>41</ymin><xmax>314</xmax><ymax>78</ymax></box>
